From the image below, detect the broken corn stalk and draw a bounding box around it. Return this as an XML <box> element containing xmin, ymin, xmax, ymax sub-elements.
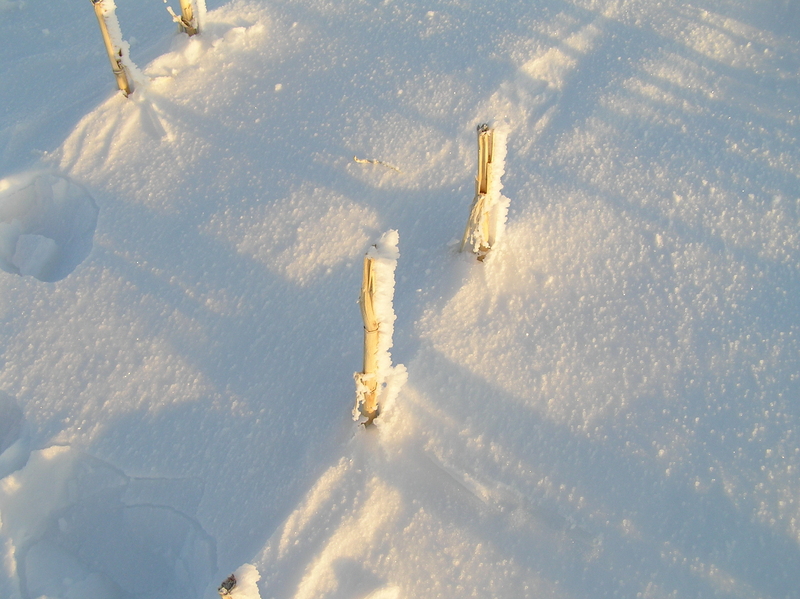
<box><xmin>357</xmin><ymin>255</ymin><xmax>380</xmax><ymax>422</ymax></box>
<box><xmin>91</xmin><ymin>0</ymin><xmax>134</xmax><ymax>96</ymax></box>
<box><xmin>461</xmin><ymin>124</ymin><xmax>496</xmax><ymax>259</ymax></box>
<box><xmin>178</xmin><ymin>0</ymin><xmax>198</xmax><ymax>35</ymax></box>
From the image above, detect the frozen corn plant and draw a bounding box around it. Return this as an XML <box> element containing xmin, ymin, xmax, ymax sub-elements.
<box><xmin>354</xmin><ymin>230</ymin><xmax>407</xmax><ymax>425</ymax></box>
<box><xmin>164</xmin><ymin>0</ymin><xmax>202</xmax><ymax>36</ymax></box>
<box><xmin>90</xmin><ymin>0</ymin><xmax>140</xmax><ymax>96</ymax></box>
<box><xmin>461</xmin><ymin>122</ymin><xmax>510</xmax><ymax>260</ymax></box>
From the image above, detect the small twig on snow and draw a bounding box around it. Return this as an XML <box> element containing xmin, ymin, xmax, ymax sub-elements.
<box><xmin>353</xmin><ymin>156</ymin><xmax>401</xmax><ymax>173</ymax></box>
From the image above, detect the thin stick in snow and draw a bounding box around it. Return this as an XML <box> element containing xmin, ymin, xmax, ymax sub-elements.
<box><xmin>91</xmin><ymin>0</ymin><xmax>134</xmax><ymax>96</ymax></box>
<box><xmin>353</xmin><ymin>156</ymin><xmax>401</xmax><ymax>172</ymax></box>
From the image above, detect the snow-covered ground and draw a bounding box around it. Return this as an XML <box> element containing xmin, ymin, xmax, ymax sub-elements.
<box><xmin>1</xmin><ymin>0</ymin><xmax>799</xmax><ymax>597</ymax></box>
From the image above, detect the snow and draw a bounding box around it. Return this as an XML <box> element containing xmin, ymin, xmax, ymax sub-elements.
<box><xmin>1</xmin><ymin>0</ymin><xmax>799</xmax><ymax>598</ymax></box>
<box><xmin>0</xmin><ymin>445</ymin><xmax>215</xmax><ymax>598</ymax></box>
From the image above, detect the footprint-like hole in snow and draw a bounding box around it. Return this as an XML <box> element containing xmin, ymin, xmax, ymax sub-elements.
<box><xmin>0</xmin><ymin>171</ymin><xmax>98</xmax><ymax>282</ymax></box>
<box><xmin>0</xmin><ymin>446</ymin><xmax>216</xmax><ymax>599</ymax></box>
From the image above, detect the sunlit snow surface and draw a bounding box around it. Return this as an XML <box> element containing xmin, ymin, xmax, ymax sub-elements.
<box><xmin>1</xmin><ymin>0</ymin><xmax>799</xmax><ymax>598</ymax></box>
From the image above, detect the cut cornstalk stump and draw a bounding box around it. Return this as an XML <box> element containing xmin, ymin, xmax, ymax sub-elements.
<box><xmin>357</xmin><ymin>255</ymin><xmax>379</xmax><ymax>423</ymax></box>
<box><xmin>178</xmin><ymin>0</ymin><xmax>198</xmax><ymax>35</ymax></box>
<box><xmin>476</xmin><ymin>123</ymin><xmax>494</xmax><ymax>196</ymax></box>
<box><xmin>461</xmin><ymin>123</ymin><xmax>497</xmax><ymax>260</ymax></box>
<box><xmin>353</xmin><ymin>230</ymin><xmax>405</xmax><ymax>426</ymax></box>
<box><xmin>217</xmin><ymin>574</ymin><xmax>236</xmax><ymax>597</ymax></box>
<box><xmin>91</xmin><ymin>0</ymin><xmax>134</xmax><ymax>97</ymax></box>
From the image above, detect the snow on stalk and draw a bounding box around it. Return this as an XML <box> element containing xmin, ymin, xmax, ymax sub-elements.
<box><xmin>461</xmin><ymin>123</ymin><xmax>510</xmax><ymax>260</ymax></box>
<box><xmin>193</xmin><ymin>0</ymin><xmax>207</xmax><ymax>31</ymax></box>
<box><xmin>354</xmin><ymin>230</ymin><xmax>407</xmax><ymax>425</ymax></box>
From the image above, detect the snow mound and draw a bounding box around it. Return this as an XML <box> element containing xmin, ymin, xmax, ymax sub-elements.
<box><xmin>0</xmin><ymin>171</ymin><xmax>98</xmax><ymax>282</ymax></box>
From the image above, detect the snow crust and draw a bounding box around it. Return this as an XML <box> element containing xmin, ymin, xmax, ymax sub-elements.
<box><xmin>0</xmin><ymin>445</ymin><xmax>214</xmax><ymax>599</ymax></box>
<box><xmin>1</xmin><ymin>0</ymin><xmax>799</xmax><ymax>598</ymax></box>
